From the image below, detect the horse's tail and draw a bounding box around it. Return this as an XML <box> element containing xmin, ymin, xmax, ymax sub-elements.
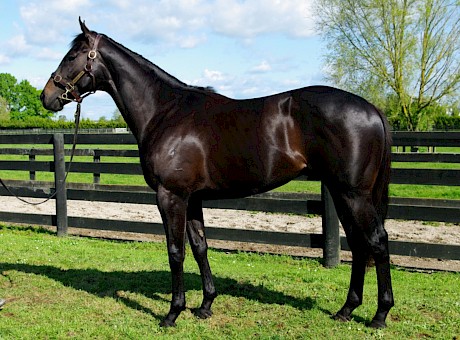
<box><xmin>373</xmin><ymin>106</ymin><xmax>392</xmax><ymax>226</ymax></box>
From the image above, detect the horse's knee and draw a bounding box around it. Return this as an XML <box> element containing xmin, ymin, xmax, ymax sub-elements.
<box><xmin>194</xmin><ymin>242</ymin><xmax>208</xmax><ymax>258</ymax></box>
<box><xmin>168</xmin><ymin>244</ymin><xmax>185</xmax><ymax>265</ymax></box>
<box><xmin>367</xmin><ymin>227</ymin><xmax>390</xmax><ymax>263</ymax></box>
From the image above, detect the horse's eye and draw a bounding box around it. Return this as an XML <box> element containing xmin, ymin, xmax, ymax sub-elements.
<box><xmin>66</xmin><ymin>55</ymin><xmax>77</xmax><ymax>62</ymax></box>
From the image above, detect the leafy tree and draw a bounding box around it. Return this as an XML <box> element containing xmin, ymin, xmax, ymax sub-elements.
<box><xmin>112</xmin><ymin>108</ymin><xmax>127</xmax><ymax>127</ymax></box>
<box><xmin>315</xmin><ymin>0</ymin><xmax>460</xmax><ymax>131</ymax></box>
<box><xmin>0</xmin><ymin>96</ymin><xmax>10</xmax><ymax>120</ymax></box>
<box><xmin>98</xmin><ymin>116</ymin><xmax>107</xmax><ymax>123</ymax></box>
<box><xmin>0</xmin><ymin>73</ymin><xmax>18</xmax><ymax>111</ymax></box>
<box><xmin>0</xmin><ymin>73</ymin><xmax>54</xmax><ymax>121</ymax></box>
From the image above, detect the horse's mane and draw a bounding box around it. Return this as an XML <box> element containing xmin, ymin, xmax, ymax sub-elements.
<box><xmin>71</xmin><ymin>33</ymin><xmax>215</xmax><ymax>93</ymax></box>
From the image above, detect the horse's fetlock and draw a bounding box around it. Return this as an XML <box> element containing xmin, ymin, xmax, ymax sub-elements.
<box><xmin>347</xmin><ymin>290</ymin><xmax>362</xmax><ymax>308</ymax></box>
<box><xmin>205</xmin><ymin>290</ymin><xmax>217</xmax><ymax>301</ymax></box>
<box><xmin>379</xmin><ymin>295</ymin><xmax>394</xmax><ymax>310</ymax></box>
<box><xmin>171</xmin><ymin>299</ymin><xmax>186</xmax><ymax>313</ymax></box>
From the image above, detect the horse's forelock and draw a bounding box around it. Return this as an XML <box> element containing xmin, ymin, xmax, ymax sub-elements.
<box><xmin>69</xmin><ymin>33</ymin><xmax>87</xmax><ymax>49</ymax></box>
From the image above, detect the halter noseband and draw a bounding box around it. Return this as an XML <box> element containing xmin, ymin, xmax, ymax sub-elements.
<box><xmin>52</xmin><ymin>34</ymin><xmax>102</xmax><ymax>103</ymax></box>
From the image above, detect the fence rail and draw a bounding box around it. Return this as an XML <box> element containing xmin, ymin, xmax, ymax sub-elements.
<box><xmin>0</xmin><ymin>132</ymin><xmax>459</xmax><ymax>265</ymax></box>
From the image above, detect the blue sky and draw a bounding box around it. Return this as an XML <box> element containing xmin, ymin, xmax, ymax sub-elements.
<box><xmin>0</xmin><ymin>0</ymin><xmax>327</xmax><ymax>120</ymax></box>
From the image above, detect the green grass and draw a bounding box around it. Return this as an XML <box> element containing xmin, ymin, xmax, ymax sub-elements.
<box><xmin>274</xmin><ymin>181</ymin><xmax>460</xmax><ymax>200</ymax></box>
<box><xmin>398</xmin><ymin>146</ymin><xmax>460</xmax><ymax>153</ymax></box>
<box><xmin>0</xmin><ymin>225</ymin><xmax>459</xmax><ymax>339</ymax></box>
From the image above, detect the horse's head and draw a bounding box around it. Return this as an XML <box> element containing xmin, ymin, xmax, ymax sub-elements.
<box><xmin>41</xmin><ymin>18</ymin><xmax>104</xmax><ymax>112</ymax></box>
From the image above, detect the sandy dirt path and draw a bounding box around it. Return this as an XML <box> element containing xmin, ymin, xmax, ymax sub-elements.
<box><xmin>0</xmin><ymin>196</ymin><xmax>459</xmax><ymax>271</ymax></box>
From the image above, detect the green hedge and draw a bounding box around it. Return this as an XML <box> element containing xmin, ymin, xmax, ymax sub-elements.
<box><xmin>0</xmin><ymin>117</ymin><xmax>127</xmax><ymax>130</ymax></box>
<box><xmin>388</xmin><ymin>114</ymin><xmax>460</xmax><ymax>131</ymax></box>
<box><xmin>1</xmin><ymin>114</ymin><xmax>459</xmax><ymax>131</ymax></box>
<box><xmin>432</xmin><ymin>114</ymin><xmax>460</xmax><ymax>130</ymax></box>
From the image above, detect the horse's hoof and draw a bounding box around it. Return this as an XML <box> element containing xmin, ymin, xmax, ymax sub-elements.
<box><xmin>194</xmin><ymin>307</ymin><xmax>213</xmax><ymax>319</ymax></box>
<box><xmin>332</xmin><ymin>313</ymin><xmax>351</xmax><ymax>322</ymax></box>
<box><xmin>369</xmin><ymin>319</ymin><xmax>387</xmax><ymax>329</ymax></box>
<box><xmin>0</xmin><ymin>299</ymin><xmax>5</xmax><ymax>309</ymax></box>
<box><xmin>159</xmin><ymin>319</ymin><xmax>177</xmax><ymax>327</ymax></box>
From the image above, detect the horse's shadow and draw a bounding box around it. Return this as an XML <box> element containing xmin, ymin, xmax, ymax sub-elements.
<box><xmin>1</xmin><ymin>262</ymin><xmax>317</xmax><ymax>322</ymax></box>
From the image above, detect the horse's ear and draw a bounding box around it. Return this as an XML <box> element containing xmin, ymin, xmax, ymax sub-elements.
<box><xmin>79</xmin><ymin>17</ymin><xmax>91</xmax><ymax>37</ymax></box>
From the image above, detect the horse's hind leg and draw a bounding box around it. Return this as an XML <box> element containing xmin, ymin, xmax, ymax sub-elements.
<box><xmin>186</xmin><ymin>198</ymin><xmax>217</xmax><ymax>319</ymax></box>
<box><xmin>333</xmin><ymin>241</ymin><xmax>368</xmax><ymax>323</ymax></box>
<box><xmin>332</xmin><ymin>190</ymin><xmax>394</xmax><ymax>328</ymax></box>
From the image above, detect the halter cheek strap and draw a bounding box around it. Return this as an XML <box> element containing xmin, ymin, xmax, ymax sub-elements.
<box><xmin>52</xmin><ymin>34</ymin><xmax>102</xmax><ymax>103</ymax></box>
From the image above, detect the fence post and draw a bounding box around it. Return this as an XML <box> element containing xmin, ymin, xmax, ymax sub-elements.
<box><xmin>53</xmin><ymin>133</ymin><xmax>68</xmax><ymax>236</ymax></box>
<box><xmin>321</xmin><ymin>182</ymin><xmax>340</xmax><ymax>268</ymax></box>
<box><xmin>93</xmin><ymin>151</ymin><xmax>101</xmax><ymax>184</ymax></box>
<box><xmin>29</xmin><ymin>152</ymin><xmax>36</xmax><ymax>181</ymax></box>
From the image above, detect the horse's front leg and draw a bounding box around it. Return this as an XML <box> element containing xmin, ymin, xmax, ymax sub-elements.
<box><xmin>156</xmin><ymin>186</ymin><xmax>188</xmax><ymax>327</ymax></box>
<box><xmin>186</xmin><ymin>198</ymin><xmax>217</xmax><ymax>319</ymax></box>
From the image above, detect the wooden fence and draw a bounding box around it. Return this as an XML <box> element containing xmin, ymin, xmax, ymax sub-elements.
<box><xmin>0</xmin><ymin>132</ymin><xmax>459</xmax><ymax>266</ymax></box>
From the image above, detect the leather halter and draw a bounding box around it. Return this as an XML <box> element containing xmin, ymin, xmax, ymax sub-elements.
<box><xmin>52</xmin><ymin>34</ymin><xmax>102</xmax><ymax>103</ymax></box>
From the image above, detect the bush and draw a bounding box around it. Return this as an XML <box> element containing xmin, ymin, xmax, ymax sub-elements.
<box><xmin>433</xmin><ymin>114</ymin><xmax>460</xmax><ymax>130</ymax></box>
<box><xmin>0</xmin><ymin>117</ymin><xmax>127</xmax><ymax>130</ymax></box>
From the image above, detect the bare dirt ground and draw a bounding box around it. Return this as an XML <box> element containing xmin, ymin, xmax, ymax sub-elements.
<box><xmin>1</xmin><ymin>196</ymin><xmax>459</xmax><ymax>272</ymax></box>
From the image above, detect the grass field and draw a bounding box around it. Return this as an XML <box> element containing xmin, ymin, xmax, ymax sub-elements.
<box><xmin>0</xmin><ymin>144</ymin><xmax>459</xmax><ymax>200</ymax></box>
<box><xmin>0</xmin><ymin>225</ymin><xmax>459</xmax><ymax>339</ymax></box>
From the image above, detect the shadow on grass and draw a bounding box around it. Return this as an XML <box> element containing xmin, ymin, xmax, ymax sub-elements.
<box><xmin>1</xmin><ymin>262</ymin><xmax>317</xmax><ymax>322</ymax></box>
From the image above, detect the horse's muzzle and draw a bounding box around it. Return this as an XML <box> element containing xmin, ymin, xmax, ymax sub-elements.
<box><xmin>40</xmin><ymin>83</ymin><xmax>65</xmax><ymax>112</ymax></box>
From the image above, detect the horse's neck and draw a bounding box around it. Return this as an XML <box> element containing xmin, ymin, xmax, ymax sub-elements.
<box><xmin>101</xmin><ymin>42</ymin><xmax>174</xmax><ymax>143</ymax></box>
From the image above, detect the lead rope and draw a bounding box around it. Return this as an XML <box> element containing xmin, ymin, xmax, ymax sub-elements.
<box><xmin>0</xmin><ymin>103</ymin><xmax>82</xmax><ymax>206</ymax></box>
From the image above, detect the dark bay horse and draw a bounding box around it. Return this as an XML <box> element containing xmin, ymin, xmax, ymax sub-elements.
<box><xmin>41</xmin><ymin>19</ymin><xmax>394</xmax><ymax>328</ymax></box>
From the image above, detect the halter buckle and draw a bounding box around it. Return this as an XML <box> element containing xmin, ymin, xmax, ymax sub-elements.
<box><xmin>53</xmin><ymin>74</ymin><xmax>62</xmax><ymax>83</ymax></box>
<box><xmin>88</xmin><ymin>50</ymin><xmax>97</xmax><ymax>59</ymax></box>
<box><xmin>65</xmin><ymin>83</ymin><xmax>75</xmax><ymax>92</ymax></box>
<box><xmin>61</xmin><ymin>92</ymin><xmax>71</xmax><ymax>101</ymax></box>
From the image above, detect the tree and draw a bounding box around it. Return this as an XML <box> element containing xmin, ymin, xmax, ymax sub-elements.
<box><xmin>0</xmin><ymin>96</ymin><xmax>10</xmax><ymax>120</ymax></box>
<box><xmin>315</xmin><ymin>0</ymin><xmax>460</xmax><ymax>131</ymax></box>
<box><xmin>0</xmin><ymin>73</ymin><xmax>54</xmax><ymax>121</ymax></box>
<box><xmin>0</xmin><ymin>73</ymin><xmax>18</xmax><ymax>112</ymax></box>
<box><xmin>98</xmin><ymin>116</ymin><xmax>107</xmax><ymax>123</ymax></box>
<box><xmin>112</xmin><ymin>108</ymin><xmax>127</xmax><ymax>127</ymax></box>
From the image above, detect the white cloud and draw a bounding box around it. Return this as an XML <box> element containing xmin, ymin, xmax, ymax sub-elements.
<box><xmin>188</xmin><ymin>66</ymin><xmax>307</xmax><ymax>99</ymax></box>
<box><xmin>36</xmin><ymin>47</ymin><xmax>65</xmax><ymax>61</ymax></box>
<box><xmin>204</xmin><ymin>69</ymin><xmax>225</xmax><ymax>81</ymax></box>
<box><xmin>19</xmin><ymin>3</ymin><xmax>84</xmax><ymax>45</ymax></box>
<box><xmin>251</xmin><ymin>60</ymin><xmax>272</xmax><ymax>73</ymax></box>
<box><xmin>100</xmin><ymin>0</ymin><xmax>210</xmax><ymax>47</ymax></box>
<box><xmin>11</xmin><ymin>0</ymin><xmax>317</xmax><ymax>58</ymax></box>
<box><xmin>188</xmin><ymin>68</ymin><xmax>238</xmax><ymax>95</ymax></box>
<box><xmin>210</xmin><ymin>0</ymin><xmax>315</xmax><ymax>38</ymax></box>
<box><xmin>0</xmin><ymin>34</ymin><xmax>32</xmax><ymax>62</ymax></box>
<box><xmin>18</xmin><ymin>0</ymin><xmax>315</xmax><ymax>50</ymax></box>
<box><xmin>179</xmin><ymin>34</ymin><xmax>207</xmax><ymax>49</ymax></box>
<box><xmin>0</xmin><ymin>54</ymin><xmax>11</xmax><ymax>65</ymax></box>
<box><xmin>5</xmin><ymin>34</ymin><xmax>32</xmax><ymax>57</ymax></box>
<box><xmin>28</xmin><ymin>76</ymin><xmax>50</xmax><ymax>89</ymax></box>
